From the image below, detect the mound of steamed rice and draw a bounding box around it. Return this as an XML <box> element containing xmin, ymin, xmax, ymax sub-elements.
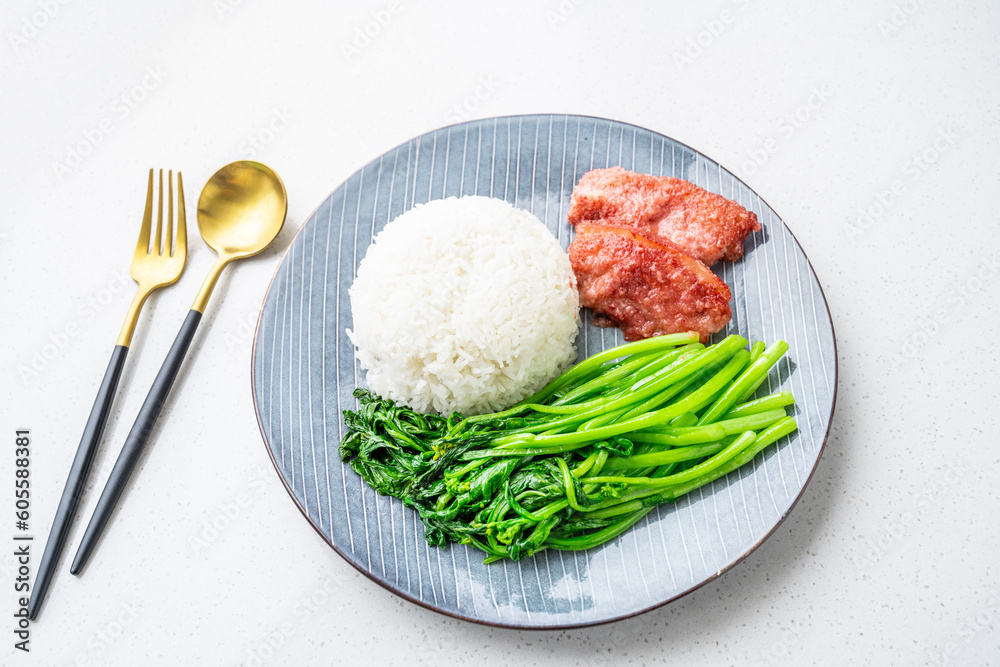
<box><xmin>347</xmin><ymin>196</ymin><xmax>580</xmax><ymax>416</ymax></box>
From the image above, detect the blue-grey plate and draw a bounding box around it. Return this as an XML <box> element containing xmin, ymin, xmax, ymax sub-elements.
<box><xmin>251</xmin><ymin>114</ymin><xmax>837</xmax><ymax>628</ymax></box>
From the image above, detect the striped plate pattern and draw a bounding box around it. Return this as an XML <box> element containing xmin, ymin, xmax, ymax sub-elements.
<box><xmin>251</xmin><ymin>115</ymin><xmax>837</xmax><ymax>628</ymax></box>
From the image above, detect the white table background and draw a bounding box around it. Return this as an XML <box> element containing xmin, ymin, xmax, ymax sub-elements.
<box><xmin>3</xmin><ymin>1</ymin><xmax>998</xmax><ymax>665</ymax></box>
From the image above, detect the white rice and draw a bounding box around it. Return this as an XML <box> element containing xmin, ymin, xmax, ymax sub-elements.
<box><xmin>347</xmin><ymin>196</ymin><xmax>580</xmax><ymax>416</ymax></box>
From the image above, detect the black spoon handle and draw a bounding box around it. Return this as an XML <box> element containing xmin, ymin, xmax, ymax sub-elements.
<box><xmin>28</xmin><ymin>345</ymin><xmax>128</xmax><ymax>621</ymax></box>
<box><xmin>70</xmin><ymin>310</ymin><xmax>202</xmax><ymax>575</ymax></box>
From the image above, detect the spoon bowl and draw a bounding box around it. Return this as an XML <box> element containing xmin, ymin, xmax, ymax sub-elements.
<box><xmin>196</xmin><ymin>161</ymin><xmax>287</xmax><ymax>260</ymax></box>
<box><xmin>191</xmin><ymin>161</ymin><xmax>288</xmax><ymax>312</ymax></box>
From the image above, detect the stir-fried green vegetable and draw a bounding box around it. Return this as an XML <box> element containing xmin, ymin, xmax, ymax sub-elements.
<box><xmin>339</xmin><ymin>332</ymin><xmax>797</xmax><ymax>563</ymax></box>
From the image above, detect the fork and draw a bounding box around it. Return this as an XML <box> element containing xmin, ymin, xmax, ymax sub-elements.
<box><xmin>28</xmin><ymin>169</ymin><xmax>187</xmax><ymax>621</ymax></box>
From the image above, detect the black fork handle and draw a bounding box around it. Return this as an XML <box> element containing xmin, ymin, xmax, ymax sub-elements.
<box><xmin>28</xmin><ymin>345</ymin><xmax>129</xmax><ymax>620</ymax></box>
<box><xmin>70</xmin><ymin>309</ymin><xmax>202</xmax><ymax>575</ymax></box>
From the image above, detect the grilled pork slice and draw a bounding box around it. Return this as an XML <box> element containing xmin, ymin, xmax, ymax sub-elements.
<box><xmin>568</xmin><ymin>223</ymin><xmax>731</xmax><ymax>342</ymax></box>
<box><xmin>568</xmin><ymin>167</ymin><xmax>761</xmax><ymax>265</ymax></box>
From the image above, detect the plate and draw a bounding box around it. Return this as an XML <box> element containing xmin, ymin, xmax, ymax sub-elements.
<box><xmin>251</xmin><ymin>114</ymin><xmax>837</xmax><ymax>628</ymax></box>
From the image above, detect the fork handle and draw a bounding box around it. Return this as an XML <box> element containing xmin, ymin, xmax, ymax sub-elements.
<box><xmin>28</xmin><ymin>345</ymin><xmax>128</xmax><ymax>620</ymax></box>
<box><xmin>70</xmin><ymin>310</ymin><xmax>202</xmax><ymax>575</ymax></box>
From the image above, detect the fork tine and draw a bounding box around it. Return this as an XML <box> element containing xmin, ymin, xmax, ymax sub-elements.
<box><xmin>154</xmin><ymin>169</ymin><xmax>164</xmax><ymax>254</ymax></box>
<box><xmin>175</xmin><ymin>172</ymin><xmax>187</xmax><ymax>258</ymax></box>
<box><xmin>135</xmin><ymin>169</ymin><xmax>153</xmax><ymax>255</ymax></box>
<box><xmin>165</xmin><ymin>170</ymin><xmax>174</xmax><ymax>256</ymax></box>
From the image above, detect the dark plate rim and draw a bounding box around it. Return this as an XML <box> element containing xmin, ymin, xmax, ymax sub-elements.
<box><xmin>249</xmin><ymin>112</ymin><xmax>839</xmax><ymax>630</ymax></box>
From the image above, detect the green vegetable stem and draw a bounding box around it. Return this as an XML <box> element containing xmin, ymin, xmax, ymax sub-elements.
<box><xmin>339</xmin><ymin>333</ymin><xmax>797</xmax><ymax>563</ymax></box>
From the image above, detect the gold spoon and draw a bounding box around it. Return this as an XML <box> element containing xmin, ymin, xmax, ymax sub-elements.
<box><xmin>71</xmin><ymin>161</ymin><xmax>287</xmax><ymax>574</ymax></box>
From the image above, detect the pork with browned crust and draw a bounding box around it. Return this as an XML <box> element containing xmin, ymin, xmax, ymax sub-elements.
<box><xmin>567</xmin><ymin>223</ymin><xmax>732</xmax><ymax>343</ymax></box>
<box><xmin>568</xmin><ymin>167</ymin><xmax>760</xmax><ymax>265</ymax></box>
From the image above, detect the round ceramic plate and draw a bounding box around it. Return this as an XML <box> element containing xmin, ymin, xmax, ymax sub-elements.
<box><xmin>251</xmin><ymin>114</ymin><xmax>837</xmax><ymax>628</ymax></box>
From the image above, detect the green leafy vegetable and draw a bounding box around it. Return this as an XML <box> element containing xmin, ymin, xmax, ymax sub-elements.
<box><xmin>339</xmin><ymin>332</ymin><xmax>797</xmax><ymax>563</ymax></box>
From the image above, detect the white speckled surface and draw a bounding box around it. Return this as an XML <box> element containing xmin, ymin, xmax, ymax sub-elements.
<box><xmin>2</xmin><ymin>0</ymin><xmax>997</xmax><ymax>664</ymax></box>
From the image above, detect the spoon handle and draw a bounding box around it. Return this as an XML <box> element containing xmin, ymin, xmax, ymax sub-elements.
<box><xmin>70</xmin><ymin>310</ymin><xmax>202</xmax><ymax>574</ymax></box>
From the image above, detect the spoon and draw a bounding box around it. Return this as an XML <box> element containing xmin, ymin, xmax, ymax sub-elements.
<box><xmin>70</xmin><ymin>161</ymin><xmax>287</xmax><ymax>574</ymax></box>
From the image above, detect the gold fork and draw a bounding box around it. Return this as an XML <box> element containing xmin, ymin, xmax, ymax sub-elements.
<box><xmin>28</xmin><ymin>169</ymin><xmax>187</xmax><ymax>621</ymax></box>
<box><xmin>118</xmin><ymin>169</ymin><xmax>188</xmax><ymax>346</ymax></box>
